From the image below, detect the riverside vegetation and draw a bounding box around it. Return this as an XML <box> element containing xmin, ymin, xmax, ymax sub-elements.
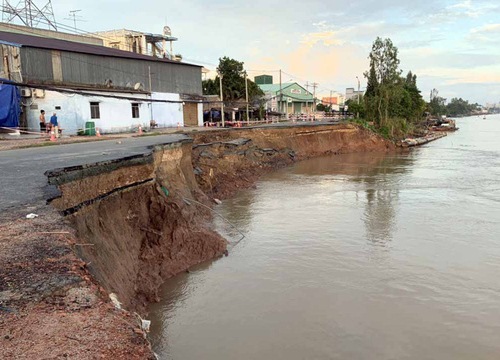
<box><xmin>345</xmin><ymin>37</ymin><xmax>480</xmax><ymax>140</ymax></box>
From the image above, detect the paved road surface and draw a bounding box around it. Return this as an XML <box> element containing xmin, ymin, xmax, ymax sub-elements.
<box><xmin>0</xmin><ymin>120</ymin><xmax>343</xmax><ymax>214</ymax></box>
<box><xmin>0</xmin><ymin>134</ymin><xmax>188</xmax><ymax>213</ymax></box>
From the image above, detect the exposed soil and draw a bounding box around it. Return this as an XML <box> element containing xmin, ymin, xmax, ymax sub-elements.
<box><xmin>0</xmin><ymin>208</ymin><xmax>154</xmax><ymax>359</ymax></box>
<box><xmin>191</xmin><ymin>123</ymin><xmax>394</xmax><ymax>199</ymax></box>
<box><xmin>69</xmin><ymin>183</ymin><xmax>227</xmax><ymax>312</ymax></box>
<box><xmin>0</xmin><ymin>123</ymin><xmax>394</xmax><ymax>359</ymax></box>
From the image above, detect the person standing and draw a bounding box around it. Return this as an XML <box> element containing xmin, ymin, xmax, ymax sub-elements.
<box><xmin>50</xmin><ymin>112</ymin><xmax>59</xmax><ymax>138</ymax></box>
<box><xmin>39</xmin><ymin>110</ymin><xmax>46</xmax><ymax>133</ymax></box>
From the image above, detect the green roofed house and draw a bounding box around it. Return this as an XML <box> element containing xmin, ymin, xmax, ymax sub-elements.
<box><xmin>257</xmin><ymin>82</ymin><xmax>315</xmax><ymax>115</ymax></box>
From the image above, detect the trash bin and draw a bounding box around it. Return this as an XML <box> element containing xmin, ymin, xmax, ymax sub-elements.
<box><xmin>84</xmin><ymin>121</ymin><xmax>96</xmax><ymax>136</ymax></box>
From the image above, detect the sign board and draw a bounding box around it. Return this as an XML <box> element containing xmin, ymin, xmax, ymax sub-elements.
<box><xmin>290</xmin><ymin>89</ymin><xmax>301</xmax><ymax>94</ymax></box>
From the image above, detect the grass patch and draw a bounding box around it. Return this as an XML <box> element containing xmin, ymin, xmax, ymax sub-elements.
<box><xmin>18</xmin><ymin>141</ymin><xmax>61</xmax><ymax>149</ymax></box>
<box><xmin>350</xmin><ymin>117</ymin><xmax>419</xmax><ymax>140</ymax></box>
<box><xmin>137</xmin><ymin>132</ymin><xmax>163</xmax><ymax>137</ymax></box>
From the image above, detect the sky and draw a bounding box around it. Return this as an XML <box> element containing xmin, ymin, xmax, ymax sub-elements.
<box><xmin>37</xmin><ymin>0</ymin><xmax>500</xmax><ymax>104</ymax></box>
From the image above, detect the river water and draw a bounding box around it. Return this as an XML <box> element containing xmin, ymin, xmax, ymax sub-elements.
<box><xmin>149</xmin><ymin>115</ymin><xmax>500</xmax><ymax>360</ymax></box>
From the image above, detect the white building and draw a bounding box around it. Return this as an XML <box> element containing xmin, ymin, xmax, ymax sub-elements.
<box><xmin>0</xmin><ymin>29</ymin><xmax>204</xmax><ymax>134</ymax></box>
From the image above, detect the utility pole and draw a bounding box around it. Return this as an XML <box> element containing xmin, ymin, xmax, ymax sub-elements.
<box><xmin>219</xmin><ymin>73</ymin><xmax>224</xmax><ymax>127</ymax></box>
<box><xmin>245</xmin><ymin>72</ymin><xmax>249</xmax><ymax>125</ymax></box>
<box><xmin>148</xmin><ymin>66</ymin><xmax>154</xmax><ymax>122</ymax></box>
<box><xmin>66</xmin><ymin>9</ymin><xmax>83</xmax><ymax>32</ymax></box>
<box><xmin>2</xmin><ymin>0</ymin><xmax>58</xmax><ymax>31</ymax></box>
<box><xmin>311</xmin><ymin>82</ymin><xmax>318</xmax><ymax>120</ymax></box>
<box><xmin>279</xmin><ymin>69</ymin><xmax>282</xmax><ymax>121</ymax></box>
<box><xmin>330</xmin><ymin>90</ymin><xmax>333</xmax><ymax>112</ymax></box>
<box><xmin>356</xmin><ymin>76</ymin><xmax>360</xmax><ymax>118</ymax></box>
<box><xmin>305</xmin><ymin>81</ymin><xmax>309</xmax><ymax>120</ymax></box>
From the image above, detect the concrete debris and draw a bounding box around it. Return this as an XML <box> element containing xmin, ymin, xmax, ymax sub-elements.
<box><xmin>141</xmin><ymin>319</ymin><xmax>151</xmax><ymax>332</ymax></box>
<box><xmin>109</xmin><ymin>293</ymin><xmax>122</xmax><ymax>310</ymax></box>
<box><xmin>193</xmin><ymin>166</ymin><xmax>203</xmax><ymax>175</ymax></box>
<box><xmin>199</xmin><ymin>150</ymin><xmax>215</xmax><ymax>158</ymax></box>
<box><xmin>64</xmin><ymin>287</ymin><xmax>98</xmax><ymax>311</ymax></box>
<box><xmin>223</xmin><ymin>138</ymin><xmax>251</xmax><ymax>146</ymax></box>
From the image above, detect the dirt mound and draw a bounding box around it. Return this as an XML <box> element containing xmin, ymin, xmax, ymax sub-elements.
<box><xmin>1</xmin><ymin>123</ymin><xmax>394</xmax><ymax>359</ymax></box>
<box><xmin>70</xmin><ymin>183</ymin><xmax>227</xmax><ymax>311</ymax></box>
<box><xmin>0</xmin><ymin>209</ymin><xmax>153</xmax><ymax>359</ymax></box>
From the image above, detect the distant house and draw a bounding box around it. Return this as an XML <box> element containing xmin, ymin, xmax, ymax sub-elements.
<box><xmin>92</xmin><ymin>27</ymin><xmax>179</xmax><ymax>60</ymax></box>
<box><xmin>257</xmin><ymin>82</ymin><xmax>315</xmax><ymax>115</ymax></box>
<box><xmin>321</xmin><ymin>95</ymin><xmax>344</xmax><ymax>111</ymax></box>
<box><xmin>345</xmin><ymin>87</ymin><xmax>363</xmax><ymax>102</ymax></box>
<box><xmin>0</xmin><ymin>29</ymin><xmax>203</xmax><ymax>134</ymax></box>
<box><xmin>322</xmin><ymin>96</ymin><xmax>338</xmax><ymax>106</ymax></box>
<box><xmin>0</xmin><ymin>22</ymin><xmax>102</xmax><ymax>46</ymax></box>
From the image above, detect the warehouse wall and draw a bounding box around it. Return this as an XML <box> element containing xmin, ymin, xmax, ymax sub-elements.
<box><xmin>20</xmin><ymin>47</ymin><xmax>202</xmax><ymax>95</ymax></box>
<box><xmin>25</xmin><ymin>90</ymin><xmax>188</xmax><ymax>134</ymax></box>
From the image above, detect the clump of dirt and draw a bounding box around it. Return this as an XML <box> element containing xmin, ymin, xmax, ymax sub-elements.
<box><xmin>1</xmin><ymin>123</ymin><xmax>394</xmax><ymax>359</ymax></box>
<box><xmin>70</xmin><ymin>183</ymin><xmax>227</xmax><ymax>312</ymax></box>
<box><xmin>0</xmin><ymin>208</ymin><xmax>153</xmax><ymax>359</ymax></box>
<box><xmin>191</xmin><ymin>124</ymin><xmax>394</xmax><ymax>199</ymax></box>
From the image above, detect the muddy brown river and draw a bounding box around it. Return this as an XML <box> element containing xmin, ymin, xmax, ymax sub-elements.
<box><xmin>149</xmin><ymin>115</ymin><xmax>500</xmax><ymax>359</ymax></box>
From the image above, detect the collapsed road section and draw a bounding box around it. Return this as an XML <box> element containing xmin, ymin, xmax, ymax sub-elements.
<box><xmin>1</xmin><ymin>123</ymin><xmax>394</xmax><ymax>359</ymax></box>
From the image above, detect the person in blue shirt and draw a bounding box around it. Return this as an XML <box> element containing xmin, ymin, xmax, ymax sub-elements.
<box><xmin>50</xmin><ymin>112</ymin><xmax>59</xmax><ymax>138</ymax></box>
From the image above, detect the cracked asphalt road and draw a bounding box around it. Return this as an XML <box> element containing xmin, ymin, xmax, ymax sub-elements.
<box><xmin>0</xmin><ymin>134</ymin><xmax>188</xmax><ymax>213</ymax></box>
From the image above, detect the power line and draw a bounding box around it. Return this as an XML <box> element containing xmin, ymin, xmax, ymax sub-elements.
<box><xmin>64</xmin><ymin>9</ymin><xmax>86</xmax><ymax>32</ymax></box>
<box><xmin>1</xmin><ymin>79</ymin><xmax>212</xmax><ymax>104</ymax></box>
<box><xmin>2</xmin><ymin>0</ymin><xmax>57</xmax><ymax>30</ymax></box>
<box><xmin>1</xmin><ymin>7</ymin><xmax>346</xmax><ymax>98</ymax></box>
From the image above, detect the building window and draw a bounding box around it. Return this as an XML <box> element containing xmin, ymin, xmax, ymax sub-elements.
<box><xmin>132</xmin><ymin>103</ymin><xmax>140</xmax><ymax>118</ymax></box>
<box><xmin>90</xmin><ymin>102</ymin><xmax>100</xmax><ymax>119</ymax></box>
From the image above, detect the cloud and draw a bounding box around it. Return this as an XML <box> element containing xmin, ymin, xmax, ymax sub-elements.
<box><xmin>402</xmin><ymin>48</ymin><xmax>500</xmax><ymax>70</ymax></box>
<box><xmin>419</xmin><ymin>0</ymin><xmax>499</xmax><ymax>24</ymax></box>
<box><xmin>47</xmin><ymin>0</ymin><xmax>500</xmax><ymax>103</ymax></box>
<box><xmin>300</xmin><ymin>21</ymin><xmax>412</xmax><ymax>48</ymax></box>
<box><xmin>468</xmin><ymin>23</ymin><xmax>500</xmax><ymax>43</ymax></box>
<box><xmin>418</xmin><ymin>78</ymin><xmax>500</xmax><ymax>104</ymax></box>
<box><xmin>417</xmin><ymin>65</ymin><xmax>500</xmax><ymax>85</ymax></box>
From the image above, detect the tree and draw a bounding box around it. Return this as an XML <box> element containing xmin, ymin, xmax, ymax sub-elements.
<box><xmin>362</xmin><ymin>37</ymin><xmax>425</xmax><ymax>138</ymax></box>
<box><xmin>346</xmin><ymin>97</ymin><xmax>365</xmax><ymax>118</ymax></box>
<box><xmin>402</xmin><ymin>71</ymin><xmax>426</xmax><ymax>120</ymax></box>
<box><xmin>364</xmin><ymin>37</ymin><xmax>403</xmax><ymax>126</ymax></box>
<box><xmin>202</xmin><ymin>78</ymin><xmax>218</xmax><ymax>95</ymax></box>
<box><xmin>316</xmin><ymin>103</ymin><xmax>327</xmax><ymax>112</ymax></box>
<box><xmin>445</xmin><ymin>97</ymin><xmax>480</xmax><ymax>116</ymax></box>
<box><xmin>202</xmin><ymin>57</ymin><xmax>263</xmax><ymax>102</ymax></box>
<box><xmin>428</xmin><ymin>88</ymin><xmax>447</xmax><ymax>116</ymax></box>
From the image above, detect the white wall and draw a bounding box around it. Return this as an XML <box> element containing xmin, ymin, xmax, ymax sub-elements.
<box><xmin>197</xmin><ymin>102</ymin><xmax>203</xmax><ymax>126</ymax></box>
<box><xmin>151</xmin><ymin>93</ymin><xmax>184</xmax><ymax>127</ymax></box>
<box><xmin>25</xmin><ymin>90</ymin><xmax>186</xmax><ymax>134</ymax></box>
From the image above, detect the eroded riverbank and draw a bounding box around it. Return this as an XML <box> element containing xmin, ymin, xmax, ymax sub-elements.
<box><xmin>1</xmin><ymin>123</ymin><xmax>394</xmax><ymax>358</ymax></box>
<box><xmin>149</xmin><ymin>116</ymin><xmax>500</xmax><ymax>359</ymax></box>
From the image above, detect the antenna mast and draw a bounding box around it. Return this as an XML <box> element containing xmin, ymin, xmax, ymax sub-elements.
<box><xmin>2</xmin><ymin>0</ymin><xmax>58</xmax><ymax>31</ymax></box>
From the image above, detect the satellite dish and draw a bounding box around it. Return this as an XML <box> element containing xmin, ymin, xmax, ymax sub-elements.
<box><xmin>163</xmin><ymin>26</ymin><xmax>171</xmax><ymax>36</ymax></box>
<box><xmin>134</xmin><ymin>82</ymin><xmax>143</xmax><ymax>91</ymax></box>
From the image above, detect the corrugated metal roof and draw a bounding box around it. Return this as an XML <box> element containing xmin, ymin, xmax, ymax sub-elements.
<box><xmin>258</xmin><ymin>83</ymin><xmax>295</xmax><ymax>93</ymax></box>
<box><xmin>259</xmin><ymin>82</ymin><xmax>314</xmax><ymax>101</ymax></box>
<box><xmin>0</xmin><ymin>30</ymin><xmax>200</xmax><ymax>67</ymax></box>
<box><xmin>0</xmin><ymin>39</ymin><xmax>21</xmax><ymax>47</ymax></box>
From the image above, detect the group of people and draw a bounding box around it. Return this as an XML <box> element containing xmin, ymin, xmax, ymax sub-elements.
<box><xmin>39</xmin><ymin>110</ymin><xmax>60</xmax><ymax>137</ymax></box>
